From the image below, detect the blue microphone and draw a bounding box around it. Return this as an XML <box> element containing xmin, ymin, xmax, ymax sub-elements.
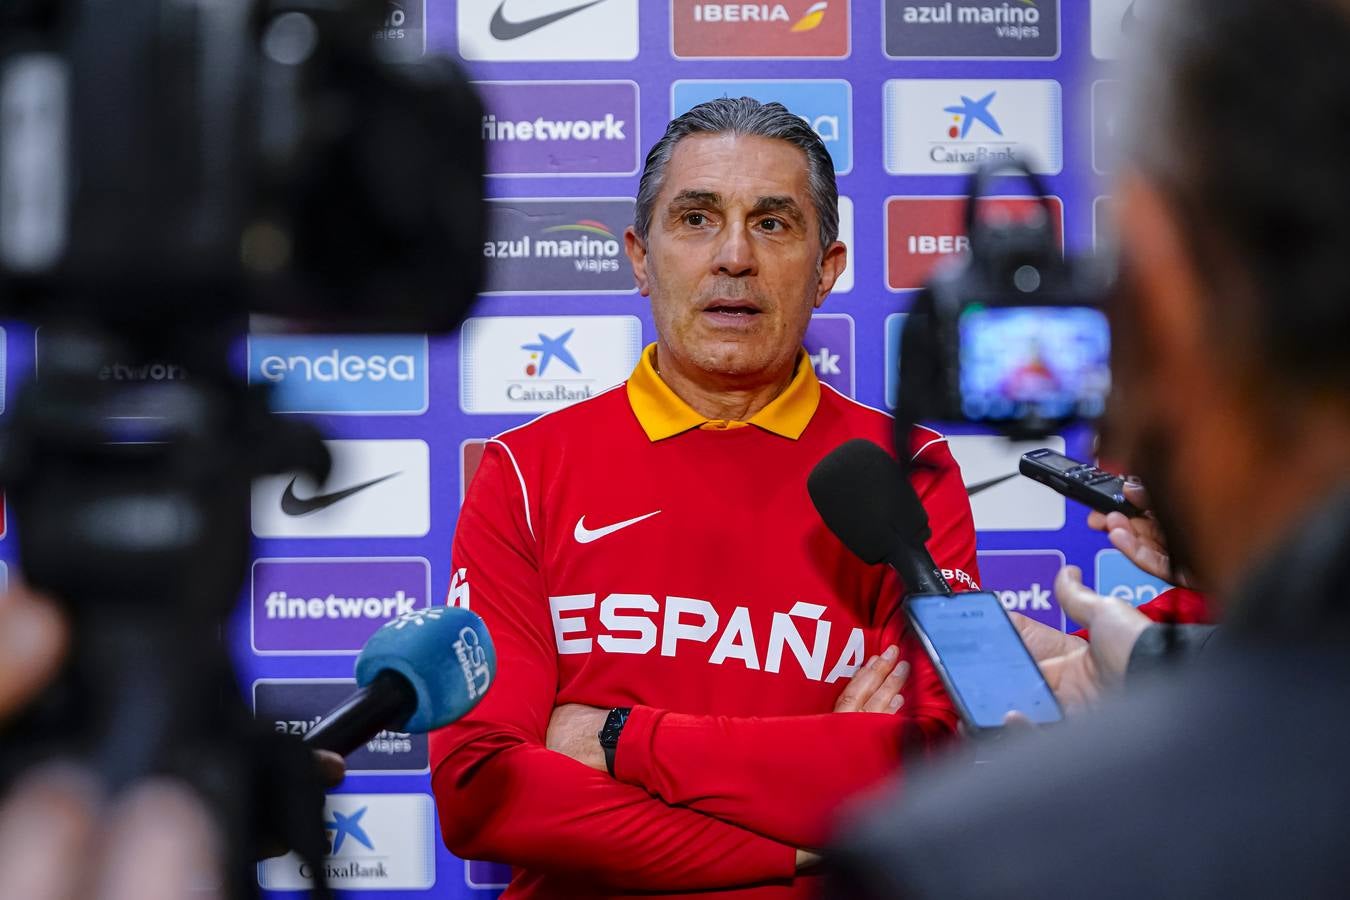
<box><xmin>303</xmin><ymin>606</ymin><xmax>497</xmax><ymax>755</ymax></box>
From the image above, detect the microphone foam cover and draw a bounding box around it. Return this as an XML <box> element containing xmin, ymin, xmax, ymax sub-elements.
<box><xmin>355</xmin><ymin>606</ymin><xmax>497</xmax><ymax>733</ymax></box>
<box><xmin>807</xmin><ymin>438</ymin><xmax>932</xmax><ymax>564</ymax></box>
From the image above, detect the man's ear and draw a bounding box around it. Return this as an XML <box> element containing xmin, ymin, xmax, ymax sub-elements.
<box><xmin>814</xmin><ymin>240</ymin><xmax>848</xmax><ymax>308</ymax></box>
<box><xmin>625</xmin><ymin>227</ymin><xmax>651</xmax><ymax>297</ymax></box>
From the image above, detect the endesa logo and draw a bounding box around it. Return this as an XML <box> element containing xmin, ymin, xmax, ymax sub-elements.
<box><xmin>804</xmin><ymin>314</ymin><xmax>855</xmax><ymax>396</ymax></box>
<box><xmin>672</xmin><ymin>1</ymin><xmax>848</xmax><ymax>59</ymax></box>
<box><xmin>883</xmin><ymin>79</ymin><xmax>1062</xmax><ymax>175</ymax></box>
<box><xmin>673</xmin><ymin>79</ymin><xmax>853</xmax><ymax>174</ymax></box>
<box><xmin>885</xmin><ymin>196</ymin><xmax>1063</xmax><ymax>291</ymax></box>
<box><xmin>1095</xmin><ymin>549</ymin><xmax>1173</xmax><ymax>607</ymax></box>
<box><xmin>477</xmin><ymin>81</ymin><xmax>639</xmax><ymax>177</ymax></box>
<box><xmin>482</xmin><ymin>198</ymin><xmax>636</xmax><ymax>294</ymax></box>
<box><xmin>460</xmin><ymin>315</ymin><xmax>642</xmax><ymax>415</ymax></box>
<box><xmin>251</xmin><ymin>439</ymin><xmax>430</xmax><ymax>538</ymax></box>
<box><xmin>251</xmin><ymin>557</ymin><xmax>430</xmax><ymax>654</ymax></box>
<box><xmin>253</xmin><ymin>680</ymin><xmax>429</xmax><ymax>772</ymax></box>
<box><xmin>946</xmin><ymin>435</ymin><xmax>1066</xmax><ymax>531</ymax></box>
<box><xmin>247</xmin><ymin>334</ymin><xmax>427</xmax><ymax>415</ymax></box>
<box><xmin>978</xmin><ymin>549</ymin><xmax>1066</xmax><ymax>631</ymax></box>
<box><xmin>259</xmin><ymin>794</ymin><xmax>436</xmax><ymax>891</ymax></box>
<box><xmin>884</xmin><ymin>0</ymin><xmax>1059</xmax><ymax>59</ymax></box>
<box><xmin>458</xmin><ymin>0</ymin><xmax>638</xmax><ymax>62</ymax></box>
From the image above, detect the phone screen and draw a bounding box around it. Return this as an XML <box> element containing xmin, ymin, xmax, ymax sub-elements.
<box><xmin>958</xmin><ymin>305</ymin><xmax>1110</xmax><ymax>423</ymax></box>
<box><xmin>906</xmin><ymin>591</ymin><xmax>1063</xmax><ymax>728</ymax></box>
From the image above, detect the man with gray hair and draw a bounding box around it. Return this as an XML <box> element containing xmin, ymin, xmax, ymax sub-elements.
<box><xmin>827</xmin><ymin>1</ymin><xmax>1350</xmax><ymax>897</ymax></box>
<box><xmin>428</xmin><ymin>97</ymin><xmax>981</xmax><ymax>897</ymax></box>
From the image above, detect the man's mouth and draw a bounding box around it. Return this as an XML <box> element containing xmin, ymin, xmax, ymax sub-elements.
<box><xmin>702</xmin><ymin>300</ymin><xmax>762</xmax><ymax>317</ymax></box>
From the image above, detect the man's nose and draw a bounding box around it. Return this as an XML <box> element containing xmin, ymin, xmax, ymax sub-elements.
<box><xmin>711</xmin><ymin>222</ymin><xmax>756</xmax><ymax>277</ymax></box>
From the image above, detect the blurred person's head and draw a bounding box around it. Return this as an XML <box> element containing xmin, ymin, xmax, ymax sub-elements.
<box><xmin>625</xmin><ymin>98</ymin><xmax>847</xmax><ymax>398</ymax></box>
<box><xmin>1109</xmin><ymin>0</ymin><xmax>1350</xmax><ymax>595</ymax></box>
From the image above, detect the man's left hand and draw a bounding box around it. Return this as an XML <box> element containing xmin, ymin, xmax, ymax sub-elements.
<box><xmin>547</xmin><ymin>704</ymin><xmax>609</xmax><ymax>772</ymax></box>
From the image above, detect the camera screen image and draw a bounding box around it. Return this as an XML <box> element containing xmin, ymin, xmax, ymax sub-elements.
<box><xmin>958</xmin><ymin>306</ymin><xmax>1110</xmax><ymax>423</ymax></box>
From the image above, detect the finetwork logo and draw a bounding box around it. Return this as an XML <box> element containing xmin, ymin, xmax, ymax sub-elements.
<box><xmin>460</xmin><ymin>315</ymin><xmax>642</xmax><ymax>415</ymax></box>
<box><xmin>247</xmin><ymin>334</ymin><xmax>427</xmax><ymax>415</ymax></box>
<box><xmin>259</xmin><ymin>794</ymin><xmax>436</xmax><ymax>890</ymax></box>
<box><xmin>803</xmin><ymin>314</ymin><xmax>855</xmax><ymax>396</ymax></box>
<box><xmin>885</xmin><ymin>196</ymin><xmax>1063</xmax><ymax>291</ymax></box>
<box><xmin>673</xmin><ymin>80</ymin><xmax>853</xmax><ymax>174</ymax></box>
<box><xmin>978</xmin><ymin>549</ymin><xmax>1067</xmax><ymax>631</ymax></box>
<box><xmin>251</xmin><ymin>439</ymin><xmax>430</xmax><ymax>538</ymax></box>
<box><xmin>458</xmin><ymin>0</ymin><xmax>638</xmax><ymax>61</ymax></box>
<box><xmin>883</xmin><ymin>79</ymin><xmax>1062</xmax><ymax>175</ymax></box>
<box><xmin>672</xmin><ymin>1</ymin><xmax>849</xmax><ymax>59</ymax></box>
<box><xmin>945</xmin><ymin>435</ymin><xmax>1066</xmax><ymax>531</ymax></box>
<box><xmin>1095</xmin><ymin>548</ymin><xmax>1172</xmax><ymax>607</ymax></box>
<box><xmin>251</xmin><ymin>558</ymin><xmax>430</xmax><ymax>654</ymax></box>
<box><xmin>482</xmin><ymin>198</ymin><xmax>636</xmax><ymax>294</ymax></box>
<box><xmin>254</xmin><ymin>680</ymin><xmax>429</xmax><ymax>772</ymax></box>
<box><xmin>477</xmin><ymin>81</ymin><xmax>639</xmax><ymax>177</ymax></box>
<box><xmin>884</xmin><ymin>0</ymin><xmax>1059</xmax><ymax>59</ymax></box>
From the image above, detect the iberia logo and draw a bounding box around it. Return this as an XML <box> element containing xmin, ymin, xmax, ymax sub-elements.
<box><xmin>673</xmin><ymin>1</ymin><xmax>848</xmax><ymax>58</ymax></box>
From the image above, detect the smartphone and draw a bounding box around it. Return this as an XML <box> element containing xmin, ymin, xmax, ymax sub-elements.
<box><xmin>904</xmin><ymin>591</ymin><xmax>1064</xmax><ymax>733</ymax></box>
<box><xmin>1019</xmin><ymin>447</ymin><xmax>1141</xmax><ymax>517</ymax></box>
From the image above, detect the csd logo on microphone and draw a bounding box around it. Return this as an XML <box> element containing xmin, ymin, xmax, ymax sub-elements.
<box><xmin>454</xmin><ymin>626</ymin><xmax>493</xmax><ymax>700</ymax></box>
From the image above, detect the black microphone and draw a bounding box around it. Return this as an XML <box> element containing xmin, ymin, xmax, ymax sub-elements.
<box><xmin>303</xmin><ymin>606</ymin><xmax>497</xmax><ymax>756</ymax></box>
<box><xmin>807</xmin><ymin>438</ymin><xmax>954</xmax><ymax>596</ymax></box>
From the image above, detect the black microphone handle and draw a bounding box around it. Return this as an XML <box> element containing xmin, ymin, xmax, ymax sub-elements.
<box><xmin>885</xmin><ymin>543</ymin><xmax>955</xmax><ymax>597</ymax></box>
<box><xmin>302</xmin><ymin>669</ymin><xmax>419</xmax><ymax>757</ymax></box>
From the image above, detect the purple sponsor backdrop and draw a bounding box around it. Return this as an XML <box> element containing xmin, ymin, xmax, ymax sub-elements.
<box><xmin>804</xmin><ymin>314</ymin><xmax>856</xmax><ymax>396</ymax></box>
<box><xmin>478</xmin><ymin>81</ymin><xmax>640</xmax><ymax>177</ymax></box>
<box><xmin>977</xmin><ymin>549</ymin><xmax>1067</xmax><ymax>631</ymax></box>
<box><xmin>252</xmin><ymin>558</ymin><xmax>431</xmax><ymax>654</ymax></box>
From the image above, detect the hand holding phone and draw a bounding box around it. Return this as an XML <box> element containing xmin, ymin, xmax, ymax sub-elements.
<box><xmin>904</xmin><ymin>591</ymin><xmax>1063</xmax><ymax>734</ymax></box>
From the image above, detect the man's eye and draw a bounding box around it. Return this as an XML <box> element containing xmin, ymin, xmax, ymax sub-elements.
<box><xmin>759</xmin><ymin>218</ymin><xmax>783</xmax><ymax>232</ymax></box>
<box><xmin>684</xmin><ymin>212</ymin><xmax>707</xmax><ymax>226</ymax></box>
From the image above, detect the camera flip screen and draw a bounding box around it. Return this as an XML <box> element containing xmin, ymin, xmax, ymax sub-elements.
<box><xmin>958</xmin><ymin>305</ymin><xmax>1110</xmax><ymax>423</ymax></box>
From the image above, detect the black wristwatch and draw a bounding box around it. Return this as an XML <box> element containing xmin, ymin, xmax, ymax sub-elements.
<box><xmin>598</xmin><ymin>707</ymin><xmax>631</xmax><ymax>777</ymax></box>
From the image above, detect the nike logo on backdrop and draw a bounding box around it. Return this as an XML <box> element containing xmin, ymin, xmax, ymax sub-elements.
<box><xmin>280</xmin><ymin>472</ymin><xmax>401</xmax><ymax>516</ymax></box>
<box><xmin>964</xmin><ymin>472</ymin><xmax>1020</xmax><ymax>496</ymax></box>
<box><xmin>574</xmin><ymin>510</ymin><xmax>661</xmax><ymax>544</ymax></box>
<box><xmin>489</xmin><ymin>0</ymin><xmax>606</xmax><ymax>40</ymax></box>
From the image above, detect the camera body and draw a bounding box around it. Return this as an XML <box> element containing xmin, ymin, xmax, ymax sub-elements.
<box><xmin>899</xmin><ymin>161</ymin><xmax>1111</xmax><ymax>442</ymax></box>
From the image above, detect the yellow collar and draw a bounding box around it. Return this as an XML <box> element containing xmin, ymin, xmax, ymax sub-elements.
<box><xmin>626</xmin><ymin>343</ymin><xmax>820</xmax><ymax>442</ymax></box>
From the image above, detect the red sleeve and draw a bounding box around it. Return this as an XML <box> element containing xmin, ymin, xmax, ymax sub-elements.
<box><xmin>428</xmin><ymin>442</ymin><xmax>796</xmax><ymax>891</ymax></box>
<box><xmin>611</xmin><ymin>436</ymin><xmax>976</xmax><ymax>849</ymax></box>
<box><xmin>1074</xmin><ymin>586</ymin><xmax>1216</xmax><ymax>638</ymax></box>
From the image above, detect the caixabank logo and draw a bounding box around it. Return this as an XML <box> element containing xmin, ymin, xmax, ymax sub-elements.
<box><xmin>884</xmin><ymin>0</ymin><xmax>1059</xmax><ymax>59</ymax></box>
<box><xmin>673</xmin><ymin>80</ymin><xmax>853</xmax><ymax>174</ymax></box>
<box><xmin>978</xmin><ymin>549</ymin><xmax>1067</xmax><ymax>631</ymax></box>
<box><xmin>458</xmin><ymin>0</ymin><xmax>638</xmax><ymax>61</ymax></box>
<box><xmin>884</xmin><ymin>195</ymin><xmax>1063</xmax><ymax>291</ymax></box>
<box><xmin>672</xmin><ymin>1</ymin><xmax>849</xmax><ymax>59</ymax></box>
<box><xmin>251</xmin><ymin>439</ymin><xmax>430</xmax><ymax>538</ymax></box>
<box><xmin>253</xmin><ymin>680</ymin><xmax>429</xmax><ymax>773</ymax></box>
<box><xmin>460</xmin><ymin>315</ymin><xmax>643</xmax><ymax>415</ymax></box>
<box><xmin>258</xmin><ymin>793</ymin><xmax>436</xmax><ymax>890</ymax></box>
<box><xmin>477</xmin><ymin>81</ymin><xmax>639</xmax><ymax>177</ymax></box>
<box><xmin>883</xmin><ymin>79</ymin><xmax>1062</xmax><ymax>175</ymax></box>
<box><xmin>247</xmin><ymin>334</ymin><xmax>427</xmax><ymax>414</ymax></box>
<box><xmin>251</xmin><ymin>557</ymin><xmax>431</xmax><ymax>654</ymax></box>
<box><xmin>482</xmin><ymin>198</ymin><xmax>636</xmax><ymax>294</ymax></box>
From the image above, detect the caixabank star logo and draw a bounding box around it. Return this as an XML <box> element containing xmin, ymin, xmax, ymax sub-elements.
<box><xmin>672</xmin><ymin>1</ymin><xmax>849</xmax><ymax>58</ymax></box>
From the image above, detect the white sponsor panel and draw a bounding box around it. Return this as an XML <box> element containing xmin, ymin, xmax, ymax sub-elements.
<box><xmin>946</xmin><ymin>434</ymin><xmax>1066</xmax><ymax>531</ymax></box>
<box><xmin>251</xmin><ymin>439</ymin><xmax>430</xmax><ymax>538</ymax></box>
<box><xmin>883</xmin><ymin>78</ymin><xmax>1062</xmax><ymax>175</ymax></box>
<box><xmin>460</xmin><ymin>315</ymin><xmax>643</xmax><ymax>415</ymax></box>
<box><xmin>1090</xmin><ymin>0</ymin><xmax>1136</xmax><ymax>60</ymax></box>
<box><xmin>258</xmin><ymin>793</ymin><xmax>435</xmax><ymax>890</ymax></box>
<box><xmin>834</xmin><ymin>196</ymin><xmax>854</xmax><ymax>293</ymax></box>
<box><xmin>458</xmin><ymin>0</ymin><xmax>639</xmax><ymax>61</ymax></box>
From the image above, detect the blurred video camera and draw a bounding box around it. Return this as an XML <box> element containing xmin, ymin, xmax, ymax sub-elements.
<box><xmin>898</xmin><ymin>160</ymin><xmax>1110</xmax><ymax>442</ymax></box>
